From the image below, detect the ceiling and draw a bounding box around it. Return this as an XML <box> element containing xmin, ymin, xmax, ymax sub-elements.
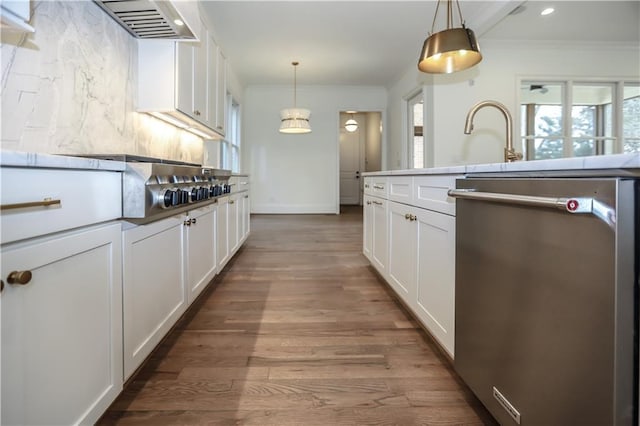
<box><xmin>199</xmin><ymin>1</ymin><xmax>640</xmax><ymax>88</ymax></box>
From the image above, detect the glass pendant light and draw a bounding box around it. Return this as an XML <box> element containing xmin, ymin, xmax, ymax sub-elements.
<box><xmin>418</xmin><ymin>0</ymin><xmax>482</xmax><ymax>74</ymax></box>
<box><xmin>279</xmin><ymin>61</ymin><xmax>311</xmax><ymax>134</ymax></box>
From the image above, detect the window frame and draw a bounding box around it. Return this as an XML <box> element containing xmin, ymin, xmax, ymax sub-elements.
<box><xmin>518</xmin><ymin>77</ymin><xmax>640</xmax><ymax>159</ymax></box>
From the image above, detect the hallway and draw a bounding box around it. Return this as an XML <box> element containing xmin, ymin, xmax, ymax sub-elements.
<box><xmin>100</xmin><ymin>207</ymin><xmax>494</xmax><ymax>425</ymax></box>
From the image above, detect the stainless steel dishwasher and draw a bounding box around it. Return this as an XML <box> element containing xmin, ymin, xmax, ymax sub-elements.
<box><xmin>450</xmin><ymin>177</ymin><xmax>637</xmax><ymax>426</ymax></box>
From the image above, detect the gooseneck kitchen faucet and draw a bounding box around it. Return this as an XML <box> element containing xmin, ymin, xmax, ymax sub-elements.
<box><xmin>464</xmin><ymin>100</ymin><xmax>523</xmax><ymax>162</ymax></box>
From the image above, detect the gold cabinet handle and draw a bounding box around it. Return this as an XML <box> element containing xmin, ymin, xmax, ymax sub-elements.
<box><xmin>404</xmin><ymin>213</ymin><xmax>411</xmax><ymax>220</ymax></box>
<box><xmin>229</xmin><ymin>200</ymin><xmax>235</xmax><ymax>204</ymax></box>
<box><xmin>410</xmin><ymin>214</ymin><xmax>417</xmax><ymax>221</ymax></box>
<box><xmin>373</xmin><ymin>185</ymin><xmax>384</xmax><ymax>190</ymax></box>
<box><xmin>184</xmin><ymin>219</ymin><xmax>192</xmax><ymax>227</ymax></box>
<box><xmin>0</xmin><ymin>198</ymin><xmax>61</xmax><ymax>211</ymax></box>
<box><xmin>7</xmin><ymin>270</ymin><xmax>32</xmax><ymax>285</ymax></box>
<box><xmin>372</xmin><ymin>200</ymin><xmax>383</xmax><ymax>206</ymax></box>
<box><xmin>244</xmin><ymin>195</ymin><xmax>249</xmax><ymax>199</ymax></box>
<box><xmin>366</xmin><ymin>201</ymin><xmax>372</xmax><ymax>205</ymax></box>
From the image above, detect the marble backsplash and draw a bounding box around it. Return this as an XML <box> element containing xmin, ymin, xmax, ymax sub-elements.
<box><xmin>1</xmin><ymin>0</ymin><xmax>203</xmax><ymax>164</ymax></box>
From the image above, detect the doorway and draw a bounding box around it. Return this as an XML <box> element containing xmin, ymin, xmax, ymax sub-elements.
<box><xmin>339</xmin><ymin>111</ymin><xmax>382</xmax><ymax>206</ymax></box>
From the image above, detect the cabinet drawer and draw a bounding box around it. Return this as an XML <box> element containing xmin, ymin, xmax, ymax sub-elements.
<box><xmin>412</xmin><ymin>175</ymin><xmax>459</xmax><ymax>216</ymax></box>
<box><xmin>1</xmin><ymin>168</ymin><xmax>122</xmax><ymax>244</ymax></box>
<box><xmin>364</xmin><ymin>177</ymin><xmax>388</xmax><ymax>198</ymax></box>
<box><xmin>388</xmin><ymin>176</ymin><xmax>413</xmax><ymax>204</ymax></box>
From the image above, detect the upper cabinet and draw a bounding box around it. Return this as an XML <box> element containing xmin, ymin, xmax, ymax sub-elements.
<box><xmin>1</xmin><ymin>0</ymin><xmax>35</xmax><ymax>33</ymax></box>
<box><xmin>137</xmin><ymin>14</ymin><xmax>227</xmax><ymax>139</ymax></box>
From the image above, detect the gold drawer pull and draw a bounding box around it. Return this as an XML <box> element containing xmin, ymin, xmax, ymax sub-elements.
<box><xmin>7</xmin><ymin>270</ymin><xmax>32</xmax><ymax>285</ymax></box>
<box><xmin>1</xmin><ymin>198</ymin><xmax>61</xmax><ymax>211</ymax></box>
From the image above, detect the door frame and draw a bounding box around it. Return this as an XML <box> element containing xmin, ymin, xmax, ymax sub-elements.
<box><xmin>335</xmin><ymin>108</ymin><xmax>387</xmax><ymax>214</ymax></box>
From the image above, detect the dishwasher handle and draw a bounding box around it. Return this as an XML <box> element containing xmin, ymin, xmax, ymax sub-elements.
<box><xmin>448</xmin><ymin>189</ymin><xmax>615</xmax><ymax>228</ymax></box>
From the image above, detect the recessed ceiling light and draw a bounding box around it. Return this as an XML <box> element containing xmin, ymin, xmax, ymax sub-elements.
<box><xmin>173</xmin><ymin>19</ymin><xmax>184</xmax><ymax>26</ymax></box>
<box><xmin>541</xmin><ymin>7</ymin><xmax>555</xmax><ymax>16</ymax></box>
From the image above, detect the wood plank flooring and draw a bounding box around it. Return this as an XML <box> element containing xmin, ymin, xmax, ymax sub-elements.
<box><xmin>99</xmin><ymin>206</ymin><xmax>496</xmax><ymax>425</ymax></box>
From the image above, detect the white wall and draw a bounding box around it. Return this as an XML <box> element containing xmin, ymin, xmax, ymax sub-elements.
<box><xmin>243</xmin><ymin>85</ymin><xmax>386</xmax><ymax>213</ymax></box>
<box><xmin>386</xmin><ymin>41</ymin><xmax>640</xmax><ymax>168</ymax></box>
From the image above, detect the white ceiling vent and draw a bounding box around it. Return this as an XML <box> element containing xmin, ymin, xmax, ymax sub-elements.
<box><xmin>94</xmin><ymin>0</ymin><xmax>197</xmax><ymax>40</ymax></box>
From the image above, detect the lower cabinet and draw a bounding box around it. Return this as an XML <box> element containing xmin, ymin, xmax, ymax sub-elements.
<box><xmin>122</xmin><ymin>215</ymin><xmax>186</xmax><ymax>380</ymax></box>
<box><xmin>370</xmin><ymin>189</ymin><xmax>456</xmax><ymax>358</ymax></box>
<box><xmin>240</xmin><ymin>192</ymin><xmax>250</xmax><ymax>244</ymax></box>
<box><xmin>217</xmin><ymin>196</ymin><xmax>230</xmax><ymax>269</ymax></box>
<box><xmin>228</xmin><ymin>194</ymin><xmax>239</xmax><ymax>254</ymax></box>
<box><xmin>363</xmin><ymin>194</ymin><xmax>388</xmax><ymax>275</ymax></box>
<box><xmin>414</xmin><ymin>207</ymin><xmax>455</xmax><ymax>357</ymax></box>
<box><xmin>1</xmin><ymin>222</ymin><xmax>123</xmax><ymax>425</ymax></box>
<box><xmin>387</xmin><ymin>201</ymin><xmax>417</xmax><ymax>305</ymax></box>
<box><xmin>185</xmin><ymin>204</ymin><xmax>217</xmax><ymax>304</ymax></box>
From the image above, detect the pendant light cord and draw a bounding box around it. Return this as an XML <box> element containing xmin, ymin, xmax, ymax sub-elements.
<box><xmin>292</xmin><ymin>61</ymin><xmax>299</xmax><ymax>108</ymax></box>
<box><xmin>430</xmin><ymin>0</ymin><xmax>465</xmax><ymax>33</ymax></box>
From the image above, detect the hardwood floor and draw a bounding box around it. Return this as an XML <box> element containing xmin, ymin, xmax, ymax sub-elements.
<box><xmin>99</xmin><ymin>206</ymin><xmax>496</xmax><ymax>425</ymax></box>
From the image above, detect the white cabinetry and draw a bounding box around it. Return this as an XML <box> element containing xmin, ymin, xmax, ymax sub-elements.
<box><xmin>216</xmin><ymin>196</ymin><xmax>229</xmax><ymax>269</ymax></box>
<box><xmin>387</xmin><ymin>201</ymin><xmax>417</xmax><ymax>304</ymax></box>
<box><xmin>184</xmin><ymin>204</ymin><xmax>217</xmax><ymax>304</ymax></box>
<box><xmin>122</xmin><ymin>215</ymin><xmax>186</xmax><ymax>379</ymax></box>
<box><xmin>1</xmin><ymin>0</ymin><xmax>34</xmax><ymax>32</ymax></box>
<box><xmin>414</xmin><ymin>207</ymin><xmax>455</xmax><ymax>357</ymax></box>
<box><xmin>137</xmin><ymin>19</ymin><xmax>223</xmax><ymax>139</ymax></box>
<box><xmin>1</xmin><ymin>223</ymin><xmax>123</xmax><ymax>425</ymax></box>
<box><xmin>215</xmin><ymin>46</ymin><xmax>227</xmax><ymax>135</ymax></box>
<box><xmin>363</xmin><ymin>195</ymin><xmax>387</xmax><ymax>275</ymax></box>
<box><xmin>240</xmin><ymin>192</ymin><xmax>250</xmax><ymax>244</ymax></box>
<box><xmin>364</xmin><ymin>174</ymin><xmax>458</xmax><ymax>358</ymax></box>
<box><xmin>1</xmin><ymin>166</ymin><xmax>122</xmax><ymax>425</ymax></box>
<box><xmin>228</xmin><ymin>194</ymin><xmax>239</xmax><ymax>254</ymax></box>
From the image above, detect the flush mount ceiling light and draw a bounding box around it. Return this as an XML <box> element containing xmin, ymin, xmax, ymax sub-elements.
<box><xmin>345</xmin><ymin>112</ymin><xmax>358</xmax><ymax>132</ymax></box>
<box><xmin>418</xmin><ymin>0</ymin><xmax>482</xmax><ymax>74</ymax></box>
<box><xmin>279</xmin><ymin>61</ymin><xmax>311</xmax><ymax>134</ymax></box>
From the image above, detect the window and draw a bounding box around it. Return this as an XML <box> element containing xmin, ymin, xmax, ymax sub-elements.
<box><xmin>220</xmin><ymin>96</ymin><xmax>240</xmax><ymax>172</ymax></box>
<box><xmin>520</xmin><ymin>80</ymin><xmax>640</xmax><ymax>159</ymax></box>
<box><xmin>407</xmin><ymin>90</ymin><xmax>424</xmax><ymax>168</ymax></box>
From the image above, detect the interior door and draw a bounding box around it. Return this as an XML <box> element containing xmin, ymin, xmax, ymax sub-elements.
<box><xmin>339</xmin><ymin>113</ymin><xmax>362</xmax><ymax>205</ymax></box>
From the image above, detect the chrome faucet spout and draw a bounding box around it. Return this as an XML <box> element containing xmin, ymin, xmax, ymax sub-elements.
<box><xmin>464</xmin><ymin>100</ymin><xmax>522</xmax><ymax>162</ymax></box>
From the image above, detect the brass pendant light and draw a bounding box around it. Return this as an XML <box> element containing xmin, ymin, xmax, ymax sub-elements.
<box><xmin>418</xmin><ymin>0</ymin><xmax>482</xmax><ymax>74</ymax></box>
<box><xmin>279</xmin><ymin>61</ymin><xmax>312</xmax><ymax>134</ymax></box>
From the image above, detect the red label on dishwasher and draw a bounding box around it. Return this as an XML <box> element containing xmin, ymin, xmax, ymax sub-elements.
<box><xmin>566</xmin><ymin>199</ymin><xmax>579</xmax><ymax>211</ymax></box>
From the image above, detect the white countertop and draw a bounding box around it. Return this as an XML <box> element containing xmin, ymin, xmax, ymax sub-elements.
<box><xmin>0</xmin><ymin>150</ymin><xmax>126</xmax><ymax>171</ymax></box>
<box><xmin>363</xmin><ymin>153</ymin><xmax>640</xmax><ymax>177</ymax></box>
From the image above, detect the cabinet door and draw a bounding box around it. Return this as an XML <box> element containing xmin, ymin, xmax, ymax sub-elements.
<box><xmin>175</xmin><ymin>41</ymin><xmax>194</xmax><ymax>119</ymax></box>
<box><xmin>240</xmin><ymin>193</ymin><xmax>250</xmax><ymax>243</ymax></box>
<box><xmin>217</xmin><ymin>197</ymin><xmax>229</xmax><ymax>269</ymax></box>
<box><xmin>123</xmin><ymin>216</ymin><xmax>186</xmax><ymax>379</ymax></box>
<box><xmin>207</xmin><ymin>33</ymin><xmax>219</xmax><ymax>130</ymax></box>
<box><xmin>192</xmin><ymin>19</ymin><xmax>207</xmax><ymax>124</ymax></box>
<box><xmin>185</xmin><ymin>205</ymin><xmax>217</xmax><ymax>305</ymax></box>
<box><xmin>414</xmin><ymin>209</ymin><xmax>456</xmax><ymax>357</ymax></box>
<box><xmin>1</xmin><ymin>223</ymin><xmax>123</xmax><ymax>425</ymax></box>
<box><xmin>228</xmin><ymin>194</ymin><xmax>239</xmax><ymax>254</ymax></box>
<box><xmin>387</xmin><ymin>201</ymin><xmax>417</xmax><ymax>305</ymax></box>
<box><xmin>215</xmin><ymin>47</ymin><xmax>227</xmax><ymax>136</ymax></box>
<box><xmin>363</xmin><ymin>195</ymin><xmax>373</xmax><ymax>261</ymax></box>
<box><xmin>371</xmin><ymin>197</ymin><xmax>388</xmax><ymax>275</ymax></box>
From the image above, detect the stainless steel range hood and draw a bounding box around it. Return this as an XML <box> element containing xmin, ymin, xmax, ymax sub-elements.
<box><xmin>94</xmin><ymin>0</ymin><xmax>198</xmax><ymax>40</ymax></box>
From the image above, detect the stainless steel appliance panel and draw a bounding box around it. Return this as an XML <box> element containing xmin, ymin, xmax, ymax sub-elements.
<box><xmin>454</xmin><ymin>178</ymin><xmax>636</xmax><ymax>425</ymax></box>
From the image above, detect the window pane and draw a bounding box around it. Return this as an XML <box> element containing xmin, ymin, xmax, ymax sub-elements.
<box><xmin>623</xmin><ymin>84</ymin><xmax>640</xmax><ymax>153</ymax></box>
<box><xmin>572</xmin><ymin>105</ymin><xmax>596</xmax><ymax>157</ymax></box>
<box><xmin>533</xmin><ymin>105</ymin><xmax>563</xmax><ymax>159</ymax></box>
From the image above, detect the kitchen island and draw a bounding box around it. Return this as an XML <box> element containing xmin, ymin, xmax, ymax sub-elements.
<box><xmin>362</xmin><ymin>152</ymin><xmax>639</xmax><ymax>425</ymax></box>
